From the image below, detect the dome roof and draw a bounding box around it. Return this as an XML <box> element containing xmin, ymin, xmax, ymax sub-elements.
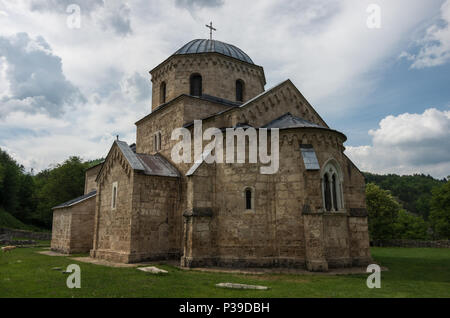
<box><xmin>173</xmin><ymin>39</ymin><xmax>254</xmax><ymax>64</ymax></box>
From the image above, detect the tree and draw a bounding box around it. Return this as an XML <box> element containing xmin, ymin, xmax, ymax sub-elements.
<box><xmin>363</xmin><ymin>172</ymin><xmax>445</xmax><ymax>220</ymax></box>
<box><xmin>33</xmin><ymin>157</ymin><xmax>89</xmax><ymax>228</ymax></box>
<box><xmin>429</xmin><ymin>180</ymin><xmax>450</xmax><ymax>239</ymax></box>
<box><xmin>393</xmin><ymin>210</ymin><xmax>429</xmax><ymax>240</ymax></box>
<box><xmin>365</xmin><ymin>183</ymin><xmax>401</xmax><ymax>240</ymax></box>
<box><xmin>0</xmin><ymin>148</ymin><xmax>22</xmax><ymax>216</ymax></box>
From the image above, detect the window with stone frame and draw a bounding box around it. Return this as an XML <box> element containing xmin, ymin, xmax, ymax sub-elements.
<box><xmin>236</xmin><ymin>79</ymin><xmax>245</xmax><ymax>102</ymax></box>
<box><xmin>243</xmin><ymin>187</ymin><xmax>254</xmax><ymax>210</ymax></box>
<box><xmin>153</xmin><ymin>131</ymin><xmax>162</xmax><ymax>152</ymax></box>
<box><xmin>321</xmin><ymin>162</ymin><xmax>343</xmax><ymax>212</ymax></box>
<box><xmin>160</xmin><ymin>81</ymin><xmax>167</xmax><ymax>104</ymax></box>
<box><xmin>111</xmin><ymin>181</ymin><xmax>118</xmax><ymax>210</ymax></box>
<box><xmin>190</xmin><ymin>73</ymin><xmax>202</xmax><ymax>96</ymax></box>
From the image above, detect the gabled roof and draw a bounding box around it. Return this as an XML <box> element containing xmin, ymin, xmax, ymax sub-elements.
<box><xmin>183</xmin><ymin>80</ymin><xmax>320</xmax><ymax>129</ymax></box>
<box><xmin>97</xmin><ymin>140</ymin><xmax>180</xmax><ymax>181</ymax></box>
<box><xmin>53</xmin><ymin>190</ymin><xmax>96</xmax><ymax>210</ymax></box>
<box><xmin>136</xmin><ymin>153</ymin><xmax>180</xmax><ymax>177</ymax></box>
<box><xmin>135</xmin><ymin>94</ymin><xmax>238</xmax><ymax>126</ymax></box>
<box><xmin>115</xmin><ymin>140</ymin><xmax>146</xmax><ymax>171</ymax></box>
<box><xmin>262</xmin><ymin>113</ymin><xmax>326</xmax><ymax>129</ymax></box>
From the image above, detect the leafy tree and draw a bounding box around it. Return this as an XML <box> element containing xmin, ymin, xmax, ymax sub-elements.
<box><xmin>0</xmin><ymin>148</ymin><xmax>22</xmax><ymax>217</ymax></box>
<box><xmin>16</xmin><ymin>173</ymin><xmax>36</xmax><ymax>223</ymax></box>
<box><xmin>393</xmin><ymin>210</ymin><xmax>429</xmax><ymax>240</ymax></box>
<box><xmin>429</xmin><ymin>180</ymin><xmax>450</xmax><ymax>239</ymax></box>
<box><xmin>364</xmin><ymin>172</ymin><xmax>445</xmax><ymax>220</ymax></box>
<box><xmin>365</xmin><ymin>183</ymin><xmax>401</xmax><ymax>240</ymax></box>
<box><xmin>32</xmin><ymin>157</ymin><xmax>89</xmax><ymax>228</ymax></box>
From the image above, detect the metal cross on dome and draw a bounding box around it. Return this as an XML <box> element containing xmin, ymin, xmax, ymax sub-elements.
<box><xmin>205</xmin><ymin>22</ymin><xmax>216</xmax><ymax>40</ymax></box>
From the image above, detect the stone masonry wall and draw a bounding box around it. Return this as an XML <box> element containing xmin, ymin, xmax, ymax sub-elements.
<box><xmin>129</xmin><ymin>174</ymin><xmax>181</xmax><ymax>262</ymax></box>
<box><xmin>136</xmin><ymin>95</ymin><xmax>231</xmax><ymax>166</ymax></box>
<box><xmin>69</xmin><ymin>196</ymin><xmax>96</xmax><ymax>253</ymax></box>
<box><xmin>51</xmin><ymin>210</ymin><xmax>72</xmax><ymax>253</ymax></box>
<box><xmin>84</xmin><ymin>164</ymin><xmax>102</xmax><ymax>194</ymax></box>
<box><xmin>150</xmin><ymin>53</ymin><xmax>266</xmax><ymax>110</ymax></box>
<box><xmin>91</xmin><ymin>146</ymin><xmax>134</xmax><ymax>263</ymax></box>
<box><xmin>50</xmin><ymin>196</ymin><xmax>96</xmax><ymax>254</ymax></box>
<box><xmin>182</xmin><ymin>128</ymin><xmax>371</xmax><ymax>270</ymax></box>
<box><xmin>0</xmin><ymin>228</ymin><xmax>51</xmax><ymax>241</ymax></box>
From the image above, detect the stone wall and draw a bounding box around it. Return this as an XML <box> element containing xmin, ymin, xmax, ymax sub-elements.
<box><xmin>348</xmin><ymin>216</ymin><xmax>372</xmax><ymax>266</ymax></box>
<box><xmin>198</xmin><ymin>80</ymin><xmax>329</xmax><ymax>133</ymax></box>
<box><xmin>91</xmin><ymin>145</ymin><xmax>134</xmax><ymax>262</ymax></box>
<box><xmin>371</xmin><ymin>239</ymin><xmax>450</xmax><ymax>248</ymax></box>
<box><xmin>51</xmin><ymin>196</ymin><xmax>96</xmax><ymax>254</ymax></box>
<box><xmin>129</xmin><ymin>174</ymin><xmax>181</xmax><ymax>262</ymax></box>
<box><xmin>150</xmin><ymin>53</ymin><xmax>266</xmax><ymax>110</ymax></box>
<box><xmin>84</xmin><ymin>163</ymin><xmax>102</xmax><ymax>194</ymax></box>
<box><xmin>181</xmin><ymin>127</ymin><xmax>371</xmax><ymax>270</ymax></box>
<box><xmin>323</xmin><ymin>213</ymin><xmax>352</xmax><ymax>267</ymax></box>
<box><xmin>0</xmin><ymin>228</ymin><xmax>51</xmax><ymax>241</ymax></box>
<box><xmin>50</xmin><ymin>209</ymin><xmax>72</xmax><ymax>253</ymax></box>
<box><xmin>136</xmin><ymin>95</ymin><xmax>231</xmax><ymax>165</ymax></box>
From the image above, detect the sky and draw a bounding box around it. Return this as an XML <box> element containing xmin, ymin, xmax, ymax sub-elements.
<box><xmin>0</xmin><ymin>0</ymin><xmax>449</xmax><ymax>178</ymax></box>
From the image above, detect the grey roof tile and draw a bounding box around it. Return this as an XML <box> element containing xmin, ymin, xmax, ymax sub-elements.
<box><xmin>262</xmin><ymin>113</ymin><xmax>326</xmax><ymax>129</ymax></box>
<box><xmin>174</xmin><ymin>39</ymin><xmax>254</xmax><ymax>64</ymax></box>
<box><xmin>136</xmin><ymin>153</ymin><xmax>180</xmax><ymax>177</ymax></box>
<box><xmin>115</xmin><ymin>140</ymin><xmax>146</xmax><ymax>171</ymax></box>
<box><xmin>53</xmin><ymin>190</ymin><xmax>97</xmax><ymax>210</ymax></box>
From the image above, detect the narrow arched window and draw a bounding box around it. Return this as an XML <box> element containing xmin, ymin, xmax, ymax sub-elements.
<box><xmin>332</xmin><ymin>174</ymin><xmax>338</xmax><ymax>211</ymax></box>
<box><xmin>324</xmin><ymin>173</ymin><xmax>332</xmax><ymax>211</ymax></box>
<box><xmin>236</xmin><ymin>79</ymin><xmax>244</xmax><ymax>102</ymax></box>
<box><xmin>190</xmin><ymin>74</ymin><xmax>202</xmax><ymax>96</ymax></box>
<box><xmin>111</xmin><ymin>181</ymin><xmax>118</xmax><ymax>210</ymax></box>
<box><xmin>245</xmin><ymin>188</ymin><xmax>252</xmax><ymax>210</ymax></box>
<box><xmin>322</xmin><ymin>161</ymin><xmax>344</xmax><ymax>212</ymax></box>
<box><xmin>160</xmin><ymin>81</ymin><xmax>166</xmax><ymax>104</ymax></box>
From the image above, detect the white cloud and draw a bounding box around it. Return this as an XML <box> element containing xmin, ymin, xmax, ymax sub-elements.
<box><xmin>346</xmin><ymin>108</ymin><xmax>450</xmax><ymax>178</ymax></box>
<box><xmin>400</xmin><ymin>0</ymin><xmax>450</xmax><ymax>68</ymax></box>
<box><xmin>0</xmin><ymin>32</ymin><xmax>84</xmax><ymax>117</ymax></box>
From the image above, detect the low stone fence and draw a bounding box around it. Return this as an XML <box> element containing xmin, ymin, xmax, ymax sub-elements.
<box><xmin>371</xmin><ymin>239</ymin><xmax>450</xmax><ymax>248</ymax></box>
<box><xmin>0</xmin><ymin>239</ymin><xmax>36</xmax><ymax>246</ymax></box>
<box><xmin>0</xmin><ymin>228</ymin><xmax>51</xmax><ymax>241</ymax></box>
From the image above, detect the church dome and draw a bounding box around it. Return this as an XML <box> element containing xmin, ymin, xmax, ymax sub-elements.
<box><xmin>173</xmin><ymin>39</ymin><xmax>254</xmax><ymax>64</ymax></box>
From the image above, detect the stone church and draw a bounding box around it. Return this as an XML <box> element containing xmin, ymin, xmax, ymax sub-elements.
<box><xmin>51</xmin><ymin>38</ymin><xmax>371</xmax><ymax>272</ymax></box>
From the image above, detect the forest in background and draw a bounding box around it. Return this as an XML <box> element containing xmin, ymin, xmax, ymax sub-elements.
<box><xmin>0</xmin><ymin>147</ymin><xmax>449</xmax><ymax>239</ymax></box>
<box><xmin>0</xmin><ymin>147</ymin><xmax>102</xmax><ymax>231</ymax></box>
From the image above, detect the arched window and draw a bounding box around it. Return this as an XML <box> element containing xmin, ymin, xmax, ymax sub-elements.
<box><xmin>160</xmin><ymin>81</ymin><xmax>166</xmax><ymax>104</ymax></box>
<box><xmin>324</xmin><ymin>173</ymin><xmax>332</xmax><ymax>211</ymax></box>
<box><xmin>332</xmin><ymin>174</ymin><xmax>338</xmax><ymax>211</ymax></box>
<box><xmin>321</xmin><ymin>161</ymin><xmax>344</xmax><ymax>212</ymax></box>
<box><xmin>245</xmin><ymin>188</ymin><xmax>252</xmax><ymax>210</ymax></box>
<box><xmin>243</xmin><ymin>187</ymin><xmax>254</xmax><ymax>210</ymax></box>
<box><xmin>236</xmin><ymin>79</ymin><xmax>244</xmax><ymax>102</ymax></box>
<box><xmin>190</xmin><ymin>74</ymin><xmax>202</xmax><ymax>96</ymax></box>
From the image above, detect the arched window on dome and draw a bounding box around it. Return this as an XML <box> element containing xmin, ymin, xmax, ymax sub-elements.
<box><xmin>236</xmin><ymin>79</ymin><xmax>245</xmax><ymax>102</ymax></box>
<box><xmin>190</xmin><ymin>74</ymin><xmax>202</xmax><ymax>96</ymax></box>
<box><xmin>160</xmin><ymin>81</ymin><xmax>166</xmax><ymax>104</ymax></box>
<box><xmin>321</xmin><ymin>161</ymin><xmax>344</xmax><ymax>212</ymax></box>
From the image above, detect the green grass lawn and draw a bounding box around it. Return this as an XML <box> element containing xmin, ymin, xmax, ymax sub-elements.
<box><xmin>0</xmin><ymin>246</ymin><xmax>448</xmax><ymax>298</ymax></box>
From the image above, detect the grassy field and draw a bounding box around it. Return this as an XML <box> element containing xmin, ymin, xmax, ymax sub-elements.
<box><xmin>0</xmin><ymin>245</ymin><xmax>449</xmax><ymax>298</ymax></box>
